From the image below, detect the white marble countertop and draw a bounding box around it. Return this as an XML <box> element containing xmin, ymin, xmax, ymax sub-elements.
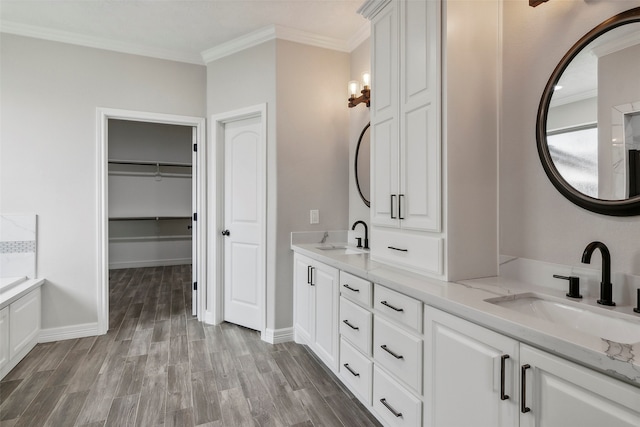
<box><xmin>1</xmin><ymin>278</ymin><xmax>45</xmax><ymax>310</ymax></box>
<box><xmin>291</xmin><ymin>241</ymin><xmax>640</xmax><ymax>387</ymax></box>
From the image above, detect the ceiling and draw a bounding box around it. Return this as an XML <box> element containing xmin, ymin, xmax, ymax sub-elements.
<box><xmin>0</xmin><ymin>0</ymin><xmax>369</xmax><ymax>64</ymax></box>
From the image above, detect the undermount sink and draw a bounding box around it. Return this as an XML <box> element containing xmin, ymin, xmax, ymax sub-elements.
<box><xmin>315</xmin><ymin>245</ymin><xmax>366</xmax><ymax>255</ymax></box>
<box><xmin>485</xmin><ymin>293</ymin><xmax>640</xmax><ymax>344</ymax></box>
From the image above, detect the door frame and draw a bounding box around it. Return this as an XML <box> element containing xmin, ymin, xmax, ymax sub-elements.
<box><xmin>97</xmin><ymin>108</ymin><xmax>206</xmax><ymax>334</ymax></box>
<box><xmin>208</xmin><ymin>104</ymin><xmax>267</xmax><ymax>337</ymax></box>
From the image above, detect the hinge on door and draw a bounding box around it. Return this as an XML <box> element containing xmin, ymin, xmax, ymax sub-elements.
<box><xmin>193</xmin><ymin>213</ymin><xmax>197</xmax><ymax>221</ymax></box>
<box><xmin>193</xmin><ymin>143</ymin><xmax>197</xmax><ymax>152</ymax></box>
<box><xmin>193</xmin><ymin>282</ymin><xmax>197</xmax><ymax>290</ymax></box>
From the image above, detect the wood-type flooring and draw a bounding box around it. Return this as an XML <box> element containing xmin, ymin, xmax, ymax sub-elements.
<box><xmin>0</xmin><ymin>265</ymin><xmax>381</xmax><ymax>426</ymax></box>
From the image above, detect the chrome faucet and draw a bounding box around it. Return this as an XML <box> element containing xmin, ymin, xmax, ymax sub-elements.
<box><xmin>351</xmin><ymin>220</ymin><xmax>369</xmax><ymax>249</ymax></box>
<box><xmin>581</xmin><ymin>241</ymin><xmax>615</xmax><ymax>306</ymax></box>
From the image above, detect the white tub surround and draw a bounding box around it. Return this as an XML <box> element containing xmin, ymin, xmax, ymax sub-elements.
<box><xmin>291</xmin><ymin>243</ymin><xmax>640</xmax><ymax>387</ymax></box>
<box><xmin>1</xmin><ymin>214</ymin><xmax>44</xmax><ymax>379</ymax></box>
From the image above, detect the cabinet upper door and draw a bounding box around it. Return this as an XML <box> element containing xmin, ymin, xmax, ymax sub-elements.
<box><xmin>520</xmin><ymin>344</ymin><xmax>640</xmax><ymax>427</ymax></box>
<box><xmin>398</xmin><ymin>0</ymin><xmax>441</xmax><ymax>232</ymax></box>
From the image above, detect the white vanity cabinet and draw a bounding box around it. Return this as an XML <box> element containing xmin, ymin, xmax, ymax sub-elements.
<box><xmin>361</xmin><ymin>0</ymin><xmax>500</xmax><ymax>281</ymax></box>
<box><xmin>520</xmin><ymin>345</ymin><xmax>640</xmax><ymax>427</ymax></box>
<box><xmin>425</xmin><ymin>306</ymin><xmax>640</xmax><ymax>427</ymax></box>
<box><xmin>424</xmin><ymin>306</ymin><xmax>519</xmax><ymax>427</ymax></box>
<box><xmin>292</xmin><ymin>253</ymin><xmax>339</xmax><ymax>370</ymax></box>
<box><xmin>0</xmin><ymin>307</ymin><xmax>9</xmax><ymax>372</ymax></box>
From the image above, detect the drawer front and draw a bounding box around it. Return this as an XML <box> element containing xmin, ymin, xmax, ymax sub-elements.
<box><xmin>374</xmin><ymin>284</ymin><xmax>422</xmax><ymax>331</ymax></box>
<box><xmin>373</xmin><ymin>316</ymin><xmax>422</xmax><ymax>393</ymax></box>
<box><xmin>339</xmin><ymin>338</ymin><xmax>373</xmax><ymax>405</ymax></box>
<box><xmin>373</xmin><ymin>366</ymin><xmax>422</xmax><ymax>427</ymax></box>
<box><xmin>339</xmin><ymin>297</ymin><xmax>372</xmax><ymax>355</ymax></box>
<box><xmin>370</xmin><ymin>227</ymin><xmax>443</xmax><ymax>276</ymax></box>
<box><xmin>340</xmin><ymin>271</ymin><xmax>372</xmax><ymax>307</ymax></box>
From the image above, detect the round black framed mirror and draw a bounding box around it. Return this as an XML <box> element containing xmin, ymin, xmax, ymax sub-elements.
<box><xmin>355</xmin><ymin>122</ymin><xmax>371</xmax><ymax>208</ymax></box>
<box><xmin>536</xmin><ymin>7</ymin><xmax>640</xmax><ymax>216</ymax></box>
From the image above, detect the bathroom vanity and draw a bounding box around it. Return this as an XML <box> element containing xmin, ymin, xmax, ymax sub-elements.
<box><xmin>291</xmin><ymin>242</ymin><xmax>640</xmax><ymax>427</ymax></box>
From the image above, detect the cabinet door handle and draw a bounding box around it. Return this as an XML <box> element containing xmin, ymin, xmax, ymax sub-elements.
<box><xmin>380</xmin><ymin>300</ymin><xmax>404</xmax><ymax>312</ymax></box>
<box><xmin>387</xmin><ymin>246</ymin><xmax>408</xmax><ymax>252</ymax></box>
<box><xmin>343</xmin><ymin>363</ymin><xmax>360</xmax><ymax>377</ymax></box>
<box><xmin>342</xmin><ymin>320</ymin><xmax>359</xmax><ymax>330</ymax></box>
<box><xmin>500</xmin><ymin>354</ymin><xmax>510</xmax><ymax>401</ymax></box>
<box><xmin>307</xmin><ymin>265</ymin><xmax>312</xmax><ymax>285</ymax></box>
<box><xmin>380</xmin><ymin>344</ymin><xmax>404</xmax><ymax>359</ymax></box>
<box><xmin>521</xmin><ymin>364</ymin><xmax>531</xmax><ymax>413</ymax></box>
<box><xmin>380</xmin><ymin>398</ymin><xmax>403</xmax><ymax>418</ymax></box>
<box><xmin>390</xmin><ymin>194</ymin><xmax>397</xmax><ymax>219</ymax></box>
<box><xmin>399</xmin><ymin>194</ymin><xmax>405</xmax><ymax>219</ymax></box>
<box><xmin>343</xmin><ymin>284</ymin><xmax>360</xmax><ymax>293</ymax></box>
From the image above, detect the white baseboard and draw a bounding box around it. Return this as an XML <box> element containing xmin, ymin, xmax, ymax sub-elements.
<box><xmin>39</xmin><ymin>322</ymin><xmax>100</xmax><ymax>343</ymax></box>
<box><xmin>263</xmin><ymin>327</ymin><xmax>294</xmax><ymax>344</ymax></box>
<box><xmin>109</xmin><ymin>258</ymin><xmax>191</xmax><ymax>270</ymax></box>
<box><xmin>203</xmin><ymin>310</ymin><xmax>222</xmax><ymax>325</ymax></box>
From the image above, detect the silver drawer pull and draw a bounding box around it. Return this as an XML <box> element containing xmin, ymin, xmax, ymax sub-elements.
<box><xmin>380</xmin><ymin>398</ymin><xmax>403</xmax><ymax>418</ymax></box>
<box><xmin>342</xmin><ymin>319</ymin><xmax>359</xmax><ymax>330</ymax></box>
<box><xmin>380</xmin><ymin>344</ymin><xmax>404</xmax><ymax>359</ymax></box>
<box><xmin>343</xmin><ymin>284</ymin><xmax>360</xmax><ymax>292</ymax></box>
<box><xmin>380</xmin><ymin>300</ymin><xmax>404</xmax><ymax>312</ymax></box>
<box><xmin>343</xmin><ymin>363</ymin><xmax>360</xmax><ymax>377</ymax></box>
<box><xmin>387</xmin><ymin>246</ymin><xmax>408</xmax><ymax>252</ymax></box>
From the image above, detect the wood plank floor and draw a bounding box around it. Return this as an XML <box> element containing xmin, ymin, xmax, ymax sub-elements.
<box><xmin>0</xmin><ymin>265</ymin><xmax>381</xmax><ymax>426</ymax></box>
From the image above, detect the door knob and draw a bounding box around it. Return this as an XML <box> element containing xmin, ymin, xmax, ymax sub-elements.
<box><xmin>221</xmin><ymin>229</ymin><xmax>230</xmax><ymax>236</ymax></box>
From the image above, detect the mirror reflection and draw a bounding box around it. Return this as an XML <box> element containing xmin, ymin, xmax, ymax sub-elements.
<box><xmin>547</xmin><ymin>22</ymin><xmax>640</xmax><ymax>200</ymax></box>
<box><xmin>355</xmin><ymin>122</ymin><xmax>370</xmax><ymax>207</ymax></box>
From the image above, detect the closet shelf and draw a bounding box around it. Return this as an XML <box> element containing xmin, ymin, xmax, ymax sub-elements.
<box><xmin>108</xmin><ymin>159</ymin><xmax>192</xmax><ymax>167</ymax></box>
<box><xmin>109</xmin><ymin>235</ymin><xmax>192</xmax><ymax>242</ymax></box>
<box><xmin>109</xmin><ymin>216</ymin><xmax>192</xmax><ymax>221</ymax></box>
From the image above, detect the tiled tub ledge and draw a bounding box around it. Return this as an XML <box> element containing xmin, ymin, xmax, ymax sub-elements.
<box><xmin>291</xmin><ymin>242</ymin><xmax>640</xmax><ymax>387</ymax></box>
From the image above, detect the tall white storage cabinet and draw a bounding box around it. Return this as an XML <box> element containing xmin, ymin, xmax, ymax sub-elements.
<box><xmin>108</xmin><ymin>120</ymin><xmax>194</xmax><ymax>269</ymax></box>
<box><xmin>360</xmin><ymin>0</ymin><xmax>499</xmax><ymax>281</ymax></box>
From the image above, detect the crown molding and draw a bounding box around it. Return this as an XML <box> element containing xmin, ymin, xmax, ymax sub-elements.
<box><xmin>201</xmin><ymin>24</ymin><xmax>357</xmax><ymax>64</ymax></box>
<box><xmin>357</xmin><ymin>0</ymin><xmax>391</xmax><ymax>20</ymax></box>
<box><xmin>0</xmin><ymin>20</ymin><xmax>204</xmax><ymax>65</ymax></box>
<box><xmin>347</xmin><ymin>22</ymin><xmax>371</xmax><ymax>51</ymax></box>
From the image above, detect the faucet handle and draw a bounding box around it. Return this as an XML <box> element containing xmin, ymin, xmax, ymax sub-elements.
<box><xmin>355</xmin><ymin>237</ymin><xmax>363</xmax><ymax>248</ymax></box>
<box><xmin>553</xmin><ymin>274</ymin><xmax>582</xmax><ymax>299</ymax></box>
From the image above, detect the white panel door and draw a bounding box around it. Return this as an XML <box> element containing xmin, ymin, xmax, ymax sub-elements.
<box><xmin>313</xmin><ymin>262</ymin><xmax>339</xmax><ymax>370</ymax></box>
<box><xmin>191</xmin><ymin>126</ymin><xmax>198</xmax><ymax>316</ymax></box>
<box><xmin>0</xmin><ymin>307</ymin><xmax>9</xmax><ymax>372</ymax></box>
<box><xmin>520</xmin><ymin>345</ymin><xmax>640</xmax><ymax>427</ymax></box>
<box><xmin>223</xmin><ymin>116</ymin><xmax>264</xmax><ymax>331</ymax></box>
<box><xmin>293</xmin><ymin>253</ymin><xmax>314</xmax><ymax>345</ymax></box>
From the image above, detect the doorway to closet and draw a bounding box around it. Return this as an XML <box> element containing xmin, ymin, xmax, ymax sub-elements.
<box><xmin>98</xmin><ymin>109</ymin><xmax>205</xmax><ymax>335</ymax></box>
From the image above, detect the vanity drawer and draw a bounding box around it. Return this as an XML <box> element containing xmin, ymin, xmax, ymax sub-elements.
<box><xmin>370</xmin><ymin>228</ymin><xmax>443</xmax><ymax>276</ymax></box>
<box><xmin>373</xmin><ymin>316</ymin><xmax>422</xmax><ymax>394</ymax></box>
<box><xmin>339</xmin><ymin>338</ymin><xmax>372</xmax><ymax>405</ymax></box>
<box><xmin>373</xmin><ymin>366</ymin><xmax>422</xmax><ymax>427</ymax></box>
<box><xmin>340</xmin><ymin>271</ymin><xmax>372</xmax><ymax>307</ymax></box>
<box><xmin>339</xmin><ymin>297</ymin><xmax>372</xmax><ymax>355</ymax></box>
<box><xmin>374</xmin><ymin>284</ymin><xmax>422</xmax><ymax>332</ymax></box>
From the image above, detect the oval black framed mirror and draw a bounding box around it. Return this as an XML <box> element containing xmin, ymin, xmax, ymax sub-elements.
<box><xmin>355</xmin><ymin>122</ymin><xmax>371</xmax><ymax>208</ymax></box>
<box><xmin>536</xmin><ymin>7</ymin><xmax>640</xmax><ymax>216</ymax></box>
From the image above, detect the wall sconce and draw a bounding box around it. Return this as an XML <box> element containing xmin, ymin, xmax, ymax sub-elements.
<box><xmin>530</xmin><ymin>0</ymin><xmax>549</xmax><ymax>7</ymax></box>
<box><xmin>348</xmin><ymin>72</ymin><xmax>371</xmax><ymax>108</ymax></box>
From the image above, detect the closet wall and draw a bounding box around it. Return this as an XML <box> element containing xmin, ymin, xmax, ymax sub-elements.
<box><xmin>108</xmin><ymin>119</ymin><xmax>193</xmax><ymax>269</ymax></box>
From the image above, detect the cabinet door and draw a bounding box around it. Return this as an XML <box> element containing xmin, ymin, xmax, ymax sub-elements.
<box><xmin>0</xmin><ymin>307</ymin><xmax>9</xmax><ymax>372</ymax></box>
<box><xmin>293</xmin><ymin>254</ymin><xmax>314</xmax><ymax>346</ymax></box>
<box><xmin>9</xmin><ymin>289</ymin><xmax>40</xmax><ymax>360</ymax></box>
<box><xmin>398</xmin><ymin>0</ymin><xmax>440</xmax><ymax>232</ymax></box>
<box><xmin>370</xmin><ymin>0</ymin><xmax>400</xmax><ymax>228</ymax></box>
<box><xmin>313</xmin><ymin>261</ymin><xmax>339</xmax><ymax>370</ymax></box>
<box><xmin>425</xmin><ymin>307</ymin><xmax>519</xmax><ymax>427</ymax></box>
<box><xmin>520</xmin><ymin>345</ymin><xmax>640</xmax><ymax>427</ymax></box>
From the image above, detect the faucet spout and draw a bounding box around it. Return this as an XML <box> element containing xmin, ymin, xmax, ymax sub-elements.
<box><xmin>351</xmin><ymin>220</ymin><xmax>369</xmax><ymax>250</ymax></box>
<box><xmin>581</xmin><ymin>241</ymin><xmax>615</xmax><ymax>306</ymax></box>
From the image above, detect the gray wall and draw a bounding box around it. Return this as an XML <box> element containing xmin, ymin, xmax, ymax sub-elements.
<box><xmin>500</xmin><ymin>1</ymin><xmax>640</xmax><ymax>275</ymax></box>
<box><xmin>206</xmin><ymin>39</ymin><xmax>349</xmax><ymax>331</ymax></box>
<box><xmin>0</xmin><ymin>34</ymin><xmax>206</xmax><ymax>332</ymax></box>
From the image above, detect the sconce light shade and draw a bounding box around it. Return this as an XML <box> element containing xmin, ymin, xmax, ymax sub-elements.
<box><xmin>348</xmin><ymin>72</ymin><xmax>371</xmax><ymax>108</ymax></box>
